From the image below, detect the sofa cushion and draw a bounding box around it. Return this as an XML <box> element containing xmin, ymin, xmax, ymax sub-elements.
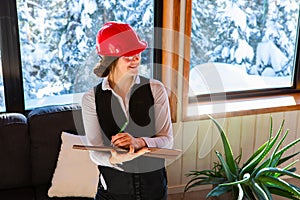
<box><xmin>48</xmin><ymin>132</ymin><xmax>98</xmax><ymax>198</ymax></box>
<box><xmin>28</xmin><ymin>104</ymin><xmax>85</xmax><ymax>188</ymax></box>
<box><xmin>0</xmin><ymin>113</ymin><xmax>32</xmax><ymax>189</ymax></box>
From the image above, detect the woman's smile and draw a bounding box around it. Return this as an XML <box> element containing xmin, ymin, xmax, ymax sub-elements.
<box><xmin>128</xmin><ymin>65</ymin><xmax>138</xmax><ymax>69</ymax></box>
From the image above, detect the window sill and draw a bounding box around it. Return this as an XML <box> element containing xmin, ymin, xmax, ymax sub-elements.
<box><xmin>185</xmin><ymin>92</ymin><xmax>300</xmax><ymax>121</ymax></box>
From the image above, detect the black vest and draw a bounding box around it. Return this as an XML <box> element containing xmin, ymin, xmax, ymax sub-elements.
<box><xmin>94</xmin><ymin>76</ymin><xmax>165</xmax><ymax>173</ymax></box>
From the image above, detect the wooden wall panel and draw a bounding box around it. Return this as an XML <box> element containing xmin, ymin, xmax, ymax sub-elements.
<box><xmin>283</xmin><ymin>111</ymin><xmax>299</xmax><ymax>160</ymax></box>
<box><xmin>167</xmin><ymin>122</ymin><xmax>183</xmax><ymax>187</ymax></box>
<box><xmin>254</xmin><ymin>113</ymin><xmax>271</xmax><ymax>150</ymax></box>
<box><xmin>181</xmin><ymin>121</ymin><xmax>198</xmax><ymax>184</ymax></box>
<box><xmin>196</xmin><ymin>119</ymin><xmax>212</xmax><ymax>171</ymax></box>
<box><xmin>226</xmin><ymin>117</ymin><xmax>242</xmax><ymax>158</ymax></box>
<box><xmin>240</xmin><ymin>115</ymin><xmax>256</xmax><ymax>164</ymax></box>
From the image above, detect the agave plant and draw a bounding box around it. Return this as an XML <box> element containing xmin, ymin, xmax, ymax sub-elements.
<box><xmin>184</xmin><ymin>116</ymin><xmax>300</xmax><ymax>199</ymax></box>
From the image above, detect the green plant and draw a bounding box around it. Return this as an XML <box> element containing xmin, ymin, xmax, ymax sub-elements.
<box><xmin>184</xmin><ymin>116</ymin><xmax>300</xmax><ymax>199</ymax></box>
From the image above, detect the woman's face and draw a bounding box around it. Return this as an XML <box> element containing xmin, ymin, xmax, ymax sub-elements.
<box><xmin>113</xmin><ymin>54</ymin><xmax>141</xmax><ymax>78</ymax></box>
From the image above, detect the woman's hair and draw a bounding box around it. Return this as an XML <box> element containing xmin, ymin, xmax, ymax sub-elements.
<box><xmin>93</xmin><ymin>56</ymin><xmax>119</xmax><ymax>77</ymax></box>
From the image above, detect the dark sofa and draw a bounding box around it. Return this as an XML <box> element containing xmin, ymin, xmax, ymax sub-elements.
<box><xmin>0</xmin><ymin>104</ymin><xmax>92</xmax><ymax>200</ymax></box>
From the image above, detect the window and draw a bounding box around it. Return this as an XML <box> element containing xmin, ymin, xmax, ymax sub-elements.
<box><xmin>183</xmin><ymin>0</ymin><xmax>300</xmax><ymax>119</ymax></box>
<box><xmin>16</xmin><ymin>0</ymin><xmax>156</xmax><ymax>110</ymax></box>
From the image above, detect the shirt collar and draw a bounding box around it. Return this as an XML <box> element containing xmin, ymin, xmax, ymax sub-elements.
<box><xmin>102</xmin><ymin>75</ymin><xmax>140</xmax><ymax>91</ymax></box>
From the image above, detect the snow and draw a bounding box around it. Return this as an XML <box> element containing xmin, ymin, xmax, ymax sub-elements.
<box><xmin>255</xmin><ymin>40</ymin><xmax>289</xmax><ymax>73</ymax></box>
<box><xmin>224</xmin><ymin>3</ymin><xmax>247</xmax><ymax>31</ymax></box>
<box><xmin>234</xmin><ymin>39</ymin><xmax>254</xmax><ymax>64</ymax></box>
<box><xmin>189</xmin><ymin>62</ymin><xmax>292</xmax><ymax>96</ymax></box>
<box><xmin>84</xmin><ymin>0</ymin><xmax>97</xmax><ymax>14</ymax></box>
<box><xmin>26</xmin><ymin>93</ymin><xmax>83</xmax><ymax>110</ymax></box>
<box><xmin>142</xmin><ymin>7</ymin><xmax>152</xmax><ymax>26</ymax></box>
<box><xmin>75</xmin><ymin>26</ymin><xmax>85</xmax><ymax>41</ymax></box>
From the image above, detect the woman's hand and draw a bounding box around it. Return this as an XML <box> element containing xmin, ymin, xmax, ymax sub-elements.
<box><xmin>111</xmin><ymin>132</ymin><xmax>146</xmax><ymax>150</ymax></box>
<box><xmin>109</xmin><ymin>145</ymin><xmax>150</xmax><ymax>165</ymax></box>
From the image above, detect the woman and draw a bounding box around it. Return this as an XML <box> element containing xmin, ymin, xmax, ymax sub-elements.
<box><xmin>81</xmin><ymin>21</ymin><xmax>173</xmax><ymax>200</ymax></box>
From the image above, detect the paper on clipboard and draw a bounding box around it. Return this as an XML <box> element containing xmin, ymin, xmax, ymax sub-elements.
<box><xmin>73</xmin><ymin>145</ymin><xmax>181</xmax><ymax>159</ymax></box>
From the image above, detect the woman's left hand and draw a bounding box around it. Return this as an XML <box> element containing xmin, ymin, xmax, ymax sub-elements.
<box><xmin>111</xmin><ymin>132</ymin><xmax>146</xmax><ymax>150</ymax></box>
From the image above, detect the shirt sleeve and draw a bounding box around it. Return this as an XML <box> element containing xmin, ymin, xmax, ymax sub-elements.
<box><xmin>81</xmin><ymin>89</ymin><xmax>121</xmax><ymax>169</ymax></box>
<box><xmin>142</xmin><ymin>79</ymin><xmax>174</xmax><ymax>149</ymax></box>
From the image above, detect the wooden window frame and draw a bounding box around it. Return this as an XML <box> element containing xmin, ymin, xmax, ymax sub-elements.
<box><xmin>161</xmin><ymin>0</ymin><xmax>181</xmax><ymax>122</ymax></box>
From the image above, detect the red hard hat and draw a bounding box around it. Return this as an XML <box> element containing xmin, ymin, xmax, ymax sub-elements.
<box><xmin>96</xmin><ymin>21</ymin><xmax>148</xmax><ymax>57</ymax></box>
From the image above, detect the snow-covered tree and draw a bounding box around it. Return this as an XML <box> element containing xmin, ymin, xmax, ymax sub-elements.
<box><xmin>191</xmin><ymin>0</ymin><xmax>299</xmax><ymax>77</ymax></box>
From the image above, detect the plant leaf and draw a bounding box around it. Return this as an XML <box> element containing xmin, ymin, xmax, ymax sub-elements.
<box><xmin>240</xmin><ymin>117</ymin><xmax>285</xmax><ymax>177</ymax></box>
<box><xmin>261</xmin><ymin>183</ymin><xmax>273</xmax><ymax>200</ymax></box>
<box><xmin>209</xmin><ymin>116</ymin><xmax>238</xmax><ymax>175</ymax></box>
<box><xmin>219</xmin><ymin>173</ymin><xmax>250</xmax><ymax>186</ymax></box>
<box><xmin>242</xmin><ymin>185</ymin><xmax>256</xmax><ymax>199</ymax></box>
<box><xmin>255</xmin><ymin>167</ymin><xmax>300</xmax><ymax>180</ymax></box>
<box><xmin>185</xmin><ymin>169</ymin><xmax>217</xmax><ymax>177</ymax></box>
<box><xmin>215</xmin><ymin>151</ymin><xmax>235</xmax><ymax>181</ymax></box>
<box><xmin>206</xmin><ymin>184</ymin><xmax>232</xmax><ymax>197</ymax></box>
<box><xmin>257</xmin><ymin>175</ymin><xmax>300</xmax><ymax>197</ymax></box>
<box><xmin>184</xmin><ymin>176</ymin><xmax>226</xmax><ymax>192</ymax></box>
<box><xmin>250</xmin><ymin>180</ymin><xmax>270</xmax><ymax>200</ymax></box>
<box><xmin>254</xmin><ymin>150</ymin><xmax>300</xmax><ymax>176</ymax></box>
<box><xmin>243</xmin><ymin>140</ymin><xmax>268</xmax><ymax>167</ymax></box>
<box><xmin>269</xmin><ymin>187</ymin><xmax>300</xmax><ymax>200</ymax></box>
<box><xmin>237</xmin><ymin>184</ymin><xmax>244</xmax><ymax>200</ymax></box>
<box><xmin>268</xmin><ymin>128</ymin><xmax>288</xmax><ymax>167</ymax></box>
<box><xmin>279</xmin><ymin>153</ymin><xmax>300</xmax><ymax>167</ymax></box>
<box><xmin>268</xmin><ymin>137</ymin><xmax>300</xmax><ymax>170</ymax></box>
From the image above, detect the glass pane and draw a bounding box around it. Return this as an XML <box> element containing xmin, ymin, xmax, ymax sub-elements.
<box><xmin>189</xmin><ymin>0</ymin><xmax>299</xmax><ymax>96</ymax></box>
<box><xmin>0</xmin><ymin>49</ymin><xmax>5</xmax><ymax>112</ymax></box>
<box><xmin>16</xmin><ymin>0</ymin><xmax>154</xmax><ymax>109</ymax></box>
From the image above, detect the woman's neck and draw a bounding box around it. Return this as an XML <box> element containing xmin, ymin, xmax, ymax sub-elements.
<box><xmin>108</xmin><ymin>74</ymin><xmax>135</xmax><ymax>98</ymax></box>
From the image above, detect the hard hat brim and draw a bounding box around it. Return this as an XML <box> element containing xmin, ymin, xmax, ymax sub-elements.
<box><xmin>122</xmin><ymin>40</ymin><xmax>148</xmax><ymax>57</ymax></box>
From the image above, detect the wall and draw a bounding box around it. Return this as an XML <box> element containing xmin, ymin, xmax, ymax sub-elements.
<box><xmin>166</xmin><ymin>110</ymin><xmax>300</xmax><ymax>194</ymax></box>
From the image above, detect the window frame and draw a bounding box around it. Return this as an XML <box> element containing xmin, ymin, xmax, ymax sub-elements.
<box><xmin>1</xmin><ymin>0</ymin><xmax>24</xmax><ymax>113</ymax></box>
<box><xmin>161</xmin><ymin>0</ymin><xmax>181</xmax><ymax>122</ymax></box>
<box><xmin>0</xmin><ymin>0</ymin><xmax>163</xmax><ymax>114</ymax></box>
<box><xmin>182</xmin><ymin>0</ymin><xmax>300</xmax><ymax>121</ymax></box>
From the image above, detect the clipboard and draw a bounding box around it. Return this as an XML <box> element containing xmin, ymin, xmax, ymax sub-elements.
<box><xmin>73</xmin><ymin>145</ymin><xmax>181</xmax><ymax>159</ymax></box>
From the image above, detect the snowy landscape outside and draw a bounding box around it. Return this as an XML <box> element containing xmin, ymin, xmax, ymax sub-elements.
<box><xmin>189</xmin><ymin>0</ymin><xmax>299</xmax><ymax>96</ymax></box>
<box><xmin>14</xmin><ymin>0</ymin><xmax>154</xmax><ymax>110</ymax></box>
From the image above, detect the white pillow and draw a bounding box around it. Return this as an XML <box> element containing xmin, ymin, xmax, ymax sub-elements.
<box><xmin>48</xmin><ymin>131</ymin><xmax>99</xmax><ymax>198</ymax></box>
